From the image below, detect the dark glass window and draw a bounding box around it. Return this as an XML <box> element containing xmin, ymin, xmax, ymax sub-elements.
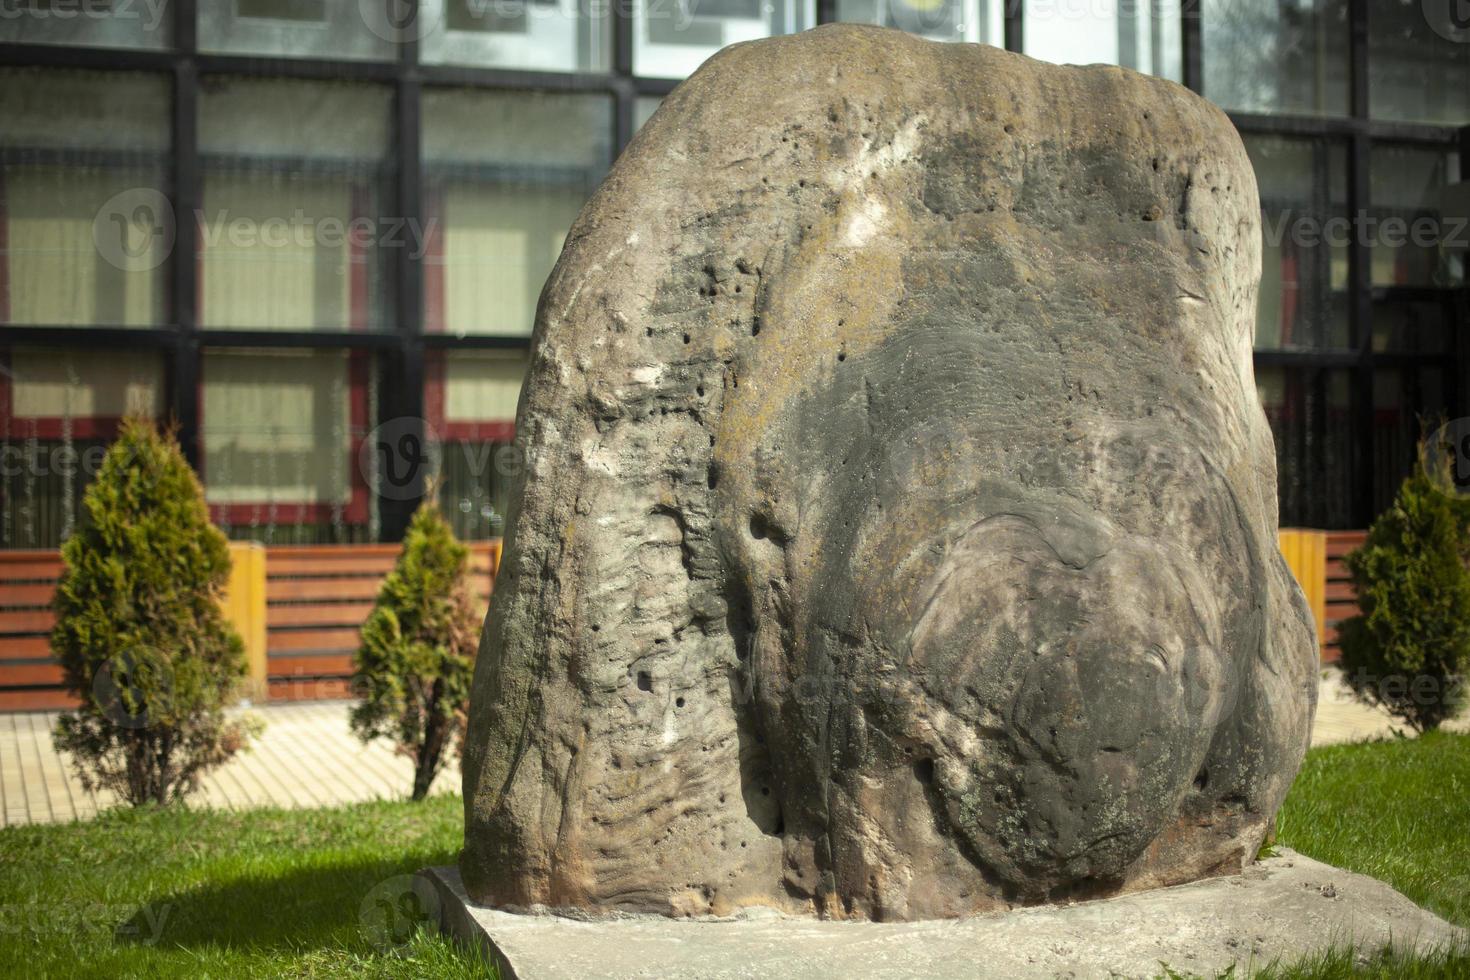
<box><xmin>197</xmin><ymin>0</ymin><xmax>394</xmax><ymax>61</ymax></box>
<box><xmin>0</xmin><ymin>346</ymin><xmax>165</xmax><ymax>548</ymax></box>
<box><xmin>635</xmin><ymin>0</ymin><xmax>814</xmax><ymax>79</ymax></box>
<box><xmin>201</xmin><ymin>347</ymin><xmax>375</xmax><ymax>544</ymax></box>
<box><xmin>421</xmin><ymin>0</ymin><xmax>612</xmax><ymax>72</ymax></box>
<box><xmin>1372</xmin><ymin>366</ymin><xmax>1451</xmax><ymax>515</ymax></box>
<box><xmin>198</xmin><ymin>77</ymin><xmax>395</xmax><ymax>332</ymax></box>
<box><xmin>1369</xmin><ymin>145</ymin><xmax>1464</xmax><ymax>290</ymax></box>
<box><xmin>1202</xmin><ymin>0</ymin><xmax>1349</xmax><ymax>116</ymax></box>
<box><xmin>1368</xmin><ymin>0</ymin><xmax>1470</xmax><ymax>126</ymax></box>
<box><xmin>0</xmin><ymin>67</ymin><xmax>172</xmax><ymax>328</ymax></box>
<box><xmin>0</xmin><ymin>0</ymin><xmax>172</xmax><ymax>50</ymax></box>
<box><xmin>422</xmin><ymin>89</ymin><xmax>612</xmax><ymax>337</ymax></box>
<box><xmin>1257</xmin><ymin>366</ymin><xmax>1355</xmax><ymax>528</ymax></box>
<box><xmin>1244</xmin><ymin>134</ymin><xmax>1350</xmax><ymax>350</ymax></box>
<box><xmin>430</xmin><ymin>350</ymin><xmax>528</xmax><ymax>541</ymax></box>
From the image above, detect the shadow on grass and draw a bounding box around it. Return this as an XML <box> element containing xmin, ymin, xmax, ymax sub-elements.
<box><xmin>119</xmin><ymin>849</ymin><xmax>459</xmax><ymax>954</ymax></box>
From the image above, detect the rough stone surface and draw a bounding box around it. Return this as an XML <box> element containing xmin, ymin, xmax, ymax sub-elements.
<box><xmin>462</xmin><ymin>24</ymin><xmax>1319</xmax><ymax>920</ymax></box>
<box><xmin>422</xmin><ymin>850</ymin><xmax>1466</xmax><ymax>979</ymax></box>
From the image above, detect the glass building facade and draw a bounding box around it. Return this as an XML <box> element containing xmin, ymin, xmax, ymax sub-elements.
<box><xmin>1</xmin><ymin>0</ymin><xmax>1466</xmax><ymax>547</ymax></box>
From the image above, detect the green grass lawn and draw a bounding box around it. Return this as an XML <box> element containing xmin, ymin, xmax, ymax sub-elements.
<box><xmin>0</xmin><ymin>795</ymin><xmax>495</xmax><ymax>979</ymax></box>
<box><xmin>0</xmin><ymin>733</ymin><xmax>1466</xmax><ymax>979</ymax></box>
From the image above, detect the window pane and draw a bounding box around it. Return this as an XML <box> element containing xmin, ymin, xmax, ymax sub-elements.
<box><xmin>1244</xmin><ymin>134</ymin><xmax>1350</xmax><ymax>349</ymax></box>
<box><xmin>1372</xmin><ymin>298</ymin><xmax>1450</xmax><ymax>355</ymax></box>
<box><xmin>430</xmin><ymin>349</ymin><xmax>528</xmax><ymax>540</ymax></box>
<box><xmin>423</xmin><ymin>89</ymin><xmax>612</xmax><ymax>337</ymax></box>
<box><xmin>1023</xmin><ymin>0</ymin><xmax>1182</xmax><ymax>80</ymax></box>
<box><xmin>1256</xmin><ymin>366</ymin><xmax>1354</xmax><ymax>529</ymax></box>
<box><xmin>198</xmin><ymin>0</ymin><xmax>394</xmax><ymax>61</ymax></box>
<box><xmin>201</xmin><ymin>348</ymin><xmax>374</xmax><ymax>543</ymax></box>
<box><xmin>1201</xmin><ymin>0</ymin><xmax>1348</xmax><ymax>116</ymax></box>
<box><xmin>0</xmin><ymin>345</ymin><xmax>164</xmax><ymax>548</ymax></box>
<box><xmin>1370</xmin><ymin>145</ymin><xmax>1464</xmax><ymax>290</ymax></box>
<box><xmin>0</xmin><ymin>68</ymin><xmax>171</xmax><ymax>328</ymax></box>
<box><xmin>1373</xmin><ymin>366</ymin><xmax>1450</xmax><ymax>516</ymax></box>
<box><xmin>634</xmin><ymin>0</ymin><xmax>815</xmax><ymax>79</ymax></box>
<box><xmin>1369</xmin><ymin>0</ymin><xmax>1470</xmax><ymax>126</ymax></box>
<box><xmin>198</xmin><ymin>78</ymin><xmax>395</xmax><ymax>332</ymax></box>
<box><xmin>420</xmin><ymin>0</ymin><xmax>611</xmax><ymax>72</ymax></box>
<box><xmin>0</xmin><ymin>0</ymin><xmax>172</xmax><ymax>49</ymax></box>
<box><xmin>834</xmin><ymin>0</ymin><xmax>1002</xmax><ymax>44</ymax></box>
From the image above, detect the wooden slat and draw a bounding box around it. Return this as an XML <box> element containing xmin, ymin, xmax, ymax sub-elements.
<box><xmin>267</xmin><ymin>577</ymin><xmax>384</xmax><ymax>602</ymax></box>
<box><xmin>0</xmin><ymin>636</ymin><xmax>52</xmax><ymax>659</ymax></box>
<box><xmin>267</xmin><ymin>654</ymin><xmax>355</xmax><ymax>677</ymax></box>
<box><xmin>0</xmin><ymin>662</ymin><xmax>65</xmax><ymax>686</ymax></box>
<box><xmin>268</xmin><ymin>628</ymin><xmax>361</xmax><ymax>653</ymax></box>
<box><xmin>0</xmin><ymin>584</ymin><xmax>57</xmax><ymax>606</ymax></box>
<box><xmin>0</xmin><ymin>688</ymin><xmax>77</xmax><ymax>711</ymax></box>
<box><xmin>268</xmin><ymin>602</ymin><xmax>376</xmax><ymax>627</ymax></box>
<box><xmin>268</xmin><ymin>544</ymin><xmax>403</xmax><ymax>561</ymax></box>
<box><xmin>0</xmin><ymin>609</ymin><xmax>55</xmax><ymax>633</ymax></box>
<box><xmin>1325</xmin><ymin>532</ymin><xmax>1368</xmax><ymax>558</ymax></box>
<box><xmin>1325</xmin><ymin>581</ymin><xmax>1357</xmax><ymax>602</ymax></box>
<box><xmin>0</xmin><ymin>557</ymin><xmax>63</xmax><ymax>581</ymax></box>
<box><xmin>265</xmin><ymin>556</ymin><xmax>397</xmax><ymax>577</ymax></box>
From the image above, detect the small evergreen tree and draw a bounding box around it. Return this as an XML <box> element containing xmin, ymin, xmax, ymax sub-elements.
<box><xmin>52</xmin><ymin>418</ymin><xmax>258</xmax><ymax>806</ymax></box>
<box><xmin>1338</xmin><ymin>435</ymin><xmax>1470</xmax><ymax>731</ymax></box>
<box><xmin>351</xmin><ymin>501</ymin><xmax>482</xmax><ymax>801</ymax></box>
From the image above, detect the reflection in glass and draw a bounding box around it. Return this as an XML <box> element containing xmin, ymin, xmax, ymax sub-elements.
<box><xmin>0</xmin><ymin>0</ymin><xmax>171</xmax><ymax>50</ymax></box>
<box><xmin>1256</xmin><ymin>366</ymin><xmax>1353</xmax><ymax>529</ymax></box>
<box><xmin>1202</xmin><ymin>0</ymin><xmax>1348</xmax><ymax>116</ymax></box>
<box><xmin>0</xmin><ymin>68</ymin><xmax>171</xmax><ymax>327</ymax></box>
<box><xmin>423</xmin><ymin>89</ymin><xmax>612</xmax><ymax>336</ymax></box>
<box><xmin>420</xmin><ymin>0</ymin><xmax>611</xmax><ymax>72</ymax></box>
<box><xmin>835</xmin><ymin>0</ymin><xmax>1002</xmax><ymax>44</ymax></box>
<box><xmin>635</xmin><ymin>0</ymin><xmax>814</xmax><ymax>79</ymax></box>
<box><xmin>198</xmin><ymin>0</ymin><xmax>394</xmax><ymax>61</ymax></box>
<box><xmin>1369</xmin><ymin>0</ymin><xmax>1470</xmax><ymax>126</ymax></box>
<box><xmin>1023</xmin><ymin>0</ymin><xmax>1181</xmax><ymax>80</ymax></box>
<box><xmin>1370</xmin><ymin>145</ymin><xmax>1464</xmax><ymax>289</ymax></box>
<box><xmin>198</xmin><ymin>78</ymin><xmax>395</xmax><ymax>332</ymax></box>
<box><xmin>1244</xmin><ymin>134</ymin><xmax>1349</xmax><ymax>349</ymax></box>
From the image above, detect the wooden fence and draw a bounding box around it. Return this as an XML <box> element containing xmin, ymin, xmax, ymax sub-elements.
<box><xmin>0</xmin><ymin>541</ymin><xmax>500</xmax><ymax>711</ymax></box>
<box><xmin>0</xmin><ymin>531</ymin><xmax>1363</xmax><ymax>711</ymax></box>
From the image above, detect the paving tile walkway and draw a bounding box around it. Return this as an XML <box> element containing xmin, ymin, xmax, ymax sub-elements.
<box><xmin>1</xmin><ymin>675</ymin><xmax>1465</xmax><ymax>827</ymax></box>
<box><xmin>0</xmin><ymin>700</ymin><xmax>456</xmax><ymax>828</ymax></box>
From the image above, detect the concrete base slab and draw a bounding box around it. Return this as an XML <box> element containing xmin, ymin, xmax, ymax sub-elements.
<box><xmin>417</xmin><ymin>849</ymin><xmax>1465</xmax><ymax>979</ymax></box>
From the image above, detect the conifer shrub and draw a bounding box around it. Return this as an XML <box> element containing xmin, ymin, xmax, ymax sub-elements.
<box><xmin>351</xmin><ymin>501</ymin><xmax>482</xmax><ymax>800</ymax></box>
<box><xmin>51</xmin><ymin>418</ymin><xmax>258</xmax><ymax>806</ymax></box>
<box><xmin>1338</xmin><ymin>435</ymin><xmax>1470</xmax><ymax>731</ymax></box>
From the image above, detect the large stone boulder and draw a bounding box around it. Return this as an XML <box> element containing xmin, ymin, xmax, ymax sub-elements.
<box><xmin>461</xmin><ymin>24</ymin><xmax>1318</xmax><ymax>921</ymax></box>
